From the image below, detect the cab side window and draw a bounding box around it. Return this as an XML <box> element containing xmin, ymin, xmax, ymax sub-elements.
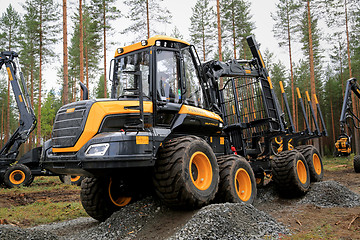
<box><xmin>156</xmin><ymin>50</ymin><xmax>180</xmax><ymax>103</ymax></box>
<box><xmin>182</xmin><ymin>49</ymin><xmax>204</xmax><ymax>108</ymax></box>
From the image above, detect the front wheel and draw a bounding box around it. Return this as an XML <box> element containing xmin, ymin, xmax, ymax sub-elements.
<box><xmin>80</xmin><ymin>177</ymin><xmax>132</xmax><ymax>222</ymax></box>
<box><xmin>3</xmin><ymin>164</ymin><xmax>33</xmax><ymax>188</ymax></box>
<box><xmin>216</xmin><ymin>155</ymin><xmax>257</xmax><ymax>204</ymax></box>
<box><xmin>153</xmin><ymin>136</ymin><xmax>219</xmax><ymax>209</ymax></box>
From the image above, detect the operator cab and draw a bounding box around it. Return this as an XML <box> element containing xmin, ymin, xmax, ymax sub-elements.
<box><xmin>110</xmin><ymin>35</ymin><xmax>207</xmax><ymax>128</ymax></box>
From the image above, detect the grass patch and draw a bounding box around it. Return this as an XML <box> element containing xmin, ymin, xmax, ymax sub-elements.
<box><xmin>282</xmin><ymin>224</ymin><xmax>335</xmax><ymax>239</ymax></box>
<box><xmin>322</xmin><ymin>155</ymin><xmax>353</xmax><ymax>171</ymax></box>
<box><xmin>0</xmin><ymin>200</ymin><xmax>87</xmax><ymax>226</ymax></box>
<box><xmin>0</xmin><ymin>176</ymin><xmax>80</xmax><ymax>194</ymax></box>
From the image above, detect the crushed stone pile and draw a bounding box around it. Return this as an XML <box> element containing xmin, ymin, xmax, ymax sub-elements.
<box><xmin>299</xmin><ymin>180</ymin><xmax>360</xmax><ymax>208</ymax></box>
<box><xmin>69</xmin><ymin>197</ymin><xmax>164</xmax><ymax>240</ymax></box>
<box><xmin>0</xmin><ymin>224</ymin><xmax>58</xmax><ymax>240</ymax></box>
<box><xmin>168</xmin><ymin>203</ymin><xmax>289</xmax><ymax>240</ymax></box>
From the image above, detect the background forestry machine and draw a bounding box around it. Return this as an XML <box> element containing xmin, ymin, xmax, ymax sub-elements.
<box><xmin>0</xmin><ymin>51</ymin><xmax>40</xmax><ymax>188</ymax></box>
<box><xmin>0</xmin><ymin>51</ymin><xmax>82</xmax><ymax>188</ymax></box>
<box><xmin>335</xmin><ymin>78</ymin><xmax>360</xmax><ymax>172</ymax></box>
<box><xmin>41</xmin><ymin>35</ymin><xmax>324</xmax><ymax>222</ymax></box>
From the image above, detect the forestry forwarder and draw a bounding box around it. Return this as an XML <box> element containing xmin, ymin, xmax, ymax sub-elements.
<box><xmin>41</xmin><ymin>35</ymin><xmax>325</xmax><ymax>222</ymax></box>
<box><xmin>335</xmin><ymin>78</ymin><xmax>360</xmax><ymax>172</ymax></box>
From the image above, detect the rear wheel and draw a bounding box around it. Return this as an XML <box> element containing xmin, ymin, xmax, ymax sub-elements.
<box><xmin>153</xmin><ymin>136</ymin><xmax>219</xmax><ymax>209</ymax></box>
<box><xmin>354</xmin><ymin>155</ymin><xmax>360</xmax><ymax>173</ymax></box>
<box><xmin>296</xmin><ymin>145</ymin><xmax>324</xmax><ymax>182</ymax></box>
<box><xmin>216</xmin><ymin>155</ymin><xmax>256</xmax><ymax>204</ymax></box>
<box><xmin>80</xmin><ymin>177</ymin><xmax>131</xmax><ymax>221</ymax></box>
<box><xmin>271</xmin><ymin>150</ymin><xmax>310</xmax><ymax>196</ymax></box>
<box><xmin>3</xmin><ymin>164</ymin><xmax>33</xmax><ymax>188</ymax></box>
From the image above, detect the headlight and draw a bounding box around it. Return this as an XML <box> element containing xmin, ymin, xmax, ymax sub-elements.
<box><xmin>219</xmin><ymin>122</ymin><xmax>224</xmax><ymax>128</ymax></box>
<box><xmin>85</xmin><ymin>143</ymin><xmax>110</xmax><ymax>156</ymax></box>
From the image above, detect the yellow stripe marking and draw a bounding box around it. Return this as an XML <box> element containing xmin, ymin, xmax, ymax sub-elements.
<box><xmin>296</xmin><ymin>88</ymin><xmax>302</xmax><ymax>99</ymax></box>
<box><xmin>6</xmin><ymin>67</ymin><xmax>13</xmax><ymax>81</ymax></box>
<box><xmin>305</xmin><ymin>91</ymin><xmax>310</xmax><ymax>102</ymax></box>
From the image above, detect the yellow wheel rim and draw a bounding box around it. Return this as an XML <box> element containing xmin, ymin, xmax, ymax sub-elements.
<box><xmin>108</xmin><ymin>179</ymin><xmax>132</xmax><ymax>207</ymax></box>
<box><xmin>313</xmin><ymin>153</ymin><xmax>322</xmax><ymax>175</ymax></box>
<box><xmin>189</xmin><ymin>151</ymin><xmax>213</xmax><ymax>191</ymax></box>
<box><xmin>296</xmin><ymin>160</ymin><xmax>307</xmax><ymax>184</ymax></box>
<box><xmin>71</xmin><ymin>176</ymin><xmax>81</xmax><ymax>182</ymax></box>
<box><xmin>275</xmin><ymin>137</ymin><xmax>283</xmax><ymax>145</ymax></box>
<box><xmin>234</xmin><ymin>168</ymin><xmax>252</xmax><ymax>202</ymax></box>
<box><xmin>9</xmin><ymin>170</ymin><xmax>26</xmax><ymax>185</ymax></box>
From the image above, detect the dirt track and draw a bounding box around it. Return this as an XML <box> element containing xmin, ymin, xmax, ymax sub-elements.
<box><xmin>0</xmin><ymin>168</ymin><xmax>360</xmax><ymax>239</ymax></box>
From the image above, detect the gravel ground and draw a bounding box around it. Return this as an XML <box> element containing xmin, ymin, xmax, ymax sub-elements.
<box><xmin>0</xmin><ymin>225</ymin><xmax>58</xmax><ymax>240</ymax></box>
<box><xmin>1</xmin><ymin>180</ymin><xmax>360</xmax><ymax>240</ymax></box>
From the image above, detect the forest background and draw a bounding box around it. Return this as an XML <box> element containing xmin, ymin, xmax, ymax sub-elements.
<box><xmin>0</xmin><ymin>0</ymin><xmax>359</xmax><ymax>156</ymax></box>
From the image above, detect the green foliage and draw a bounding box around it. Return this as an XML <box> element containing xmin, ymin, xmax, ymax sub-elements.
<box><xmin>189</xmin><ymin>0</ymin><xmax>216</xmax><ymax>61</ymax></box>
<box><xmin>41</xmin><ymin>89</ymin><xmax>61</xmax><ymax>141</ymax></box>
<box><xmin>271</xmin><ymin>0</ymin><xmax>301</xmax><ymax>49</ymax></box>
<box><xmin>220</xmin><ymin>0</ymin><xmax>254</xmax><ymax>59</ymax></box>
<box><xmin>93</xmin><ymin>74</ymin><xmax>109</xmax><ymax>99</ymax></box>
<box><xmin>0</xmin><ymin>4</ymin><xmax>21</xmax><ymax>51</ymax></box>
<box><xmin>122</xmin><ymin>0</ymin><xmax>172</xmax><ymax>40</ymax></box>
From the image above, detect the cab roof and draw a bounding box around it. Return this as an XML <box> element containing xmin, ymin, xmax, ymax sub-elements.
<box><xmin>114</xmin><ymin>35</ymin><xmax>190</xmax><ymax>57</ymax></box>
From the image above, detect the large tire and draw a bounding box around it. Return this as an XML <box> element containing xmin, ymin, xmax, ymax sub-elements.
<box><xmin>271</xmin><ymin>150</ymin><xmax>310</xmax><ymax>197</ymax></box>
<box><xmin>3</xmin><ymin>164</ymin><xmax>33</xmax><ymax>188</ymax></box>
<box><xmin>153</xmin><ymin>136</ymin><xmax>219</xmax><ymax>209</ymax></box>
<box><xmin>71</xmin><ymin>175</ymin><xmax>84</xmax><ymax>186</ymax></box>
<box><xmin>296</xmin><ymin>145</ymin><xmax>324</xmax><ymax>182</ymax></box>
<box><xmin>59</xmin><ymin>175</ymin><xmax>65</xmax><ymax>183</ymax></box>
<box><xmin>80</xmin><ymin>177</ymin><xmax>132</xmax><ymax>222</ymax></box>
<box><xmin>354</xmin><ymin>155</ymin><xmax>360</xmax><ymax>173</ymax></box>
<box><xmin>216</xmin><ymin>155</ymin><xmax>257</xmax><ymax>204</ymax></box>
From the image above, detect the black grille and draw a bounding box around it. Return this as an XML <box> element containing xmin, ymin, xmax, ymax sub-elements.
<box><xmin>52</xmin><ymin>100</ymin><xmax>94</xmax><ymax>148</ymax></box>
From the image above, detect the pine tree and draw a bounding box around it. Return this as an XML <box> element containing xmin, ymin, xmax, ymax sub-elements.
<box><xmin>21</xmin><ymin>0</ymin><xmax>60</xmax><ymax>146</ymax></box>
<box><xmin>272</xmin><ymin>0</ymin><xmax>301</xmax><ymax>129</ymax></box>
<box><xmin>41</xmin><ymin>89</ymin><xmax>61</xmax><ymax>140</ymax></box>
<box><xmin>63</xmin><ymin>0</ymin><xmax>69</xmax><ymax>104</ymax></box>
<box><xmin>88</xmin><ymin>0</ymin><xmax>120</xmax><ymax>98</ymax></box>
<box><xmin>122</xmin><ymin>0</ymin><xmax>172</xmax><ymax>40</ymax></box>
<box><xmin>221</xmin><ymin>0</ymin><xmax>254</xmax><ymax>59</ymax></box>
<box><xmin>0</xmin><ymin>4</ymin><xmax>21</xmax><ymax>144</ymax></box>
<box><xmin>189</xmin><ymin>0</ymin><xmax>216</xmax><ymax>61</ymax></box>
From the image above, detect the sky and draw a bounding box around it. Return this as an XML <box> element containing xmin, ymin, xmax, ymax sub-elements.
<box><xmin>0</xmin><ymin>0</ymin><xmax>290</xmax><ymax>93</ymax></box>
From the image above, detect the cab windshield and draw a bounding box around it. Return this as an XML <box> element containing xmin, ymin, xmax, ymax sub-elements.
<box><xmin>114</xmin><ymin>50</ymin><xmax>150</xmax><ymax>98</ymax></box>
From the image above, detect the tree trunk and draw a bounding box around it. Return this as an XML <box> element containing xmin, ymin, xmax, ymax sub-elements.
<box><xmin>6</xmin><ymin>76</ymin><xmax>10</xmax><ymax>144</ymax></box>
<box><xmin>201</xmin><ymin>13</ymin><xmax>206</xmax><ymax>61</ymax></box>
<box><xmin>344</xmin><ymin>0</ymin><xmax>358</xmax><ymax>154</ymax></box>
<box><xmin>1</xmin><ymin>105</ymin><xmax>3</xmax><ymax>147</ymax></box>
<box><xmin>231</xmin><ymin>0</ymin><xmax>236</xmax><ymax>59</ymax></box>
<box><xmin>146</xmin><ymin>0</ymin><xmax>150</xmax><ymax>39</ymax></box>
<box><xmin>286</xmin><ymin>0</ymin><xmax>296</xmax><ymax>131</ymax></box>
<box><xmin>79</xmin><ymin>0</ymin><xmax>84</xmax><ymax>100</ymax></box>
<box><xmin>330</xmin><ymin>98</ymin><xmax>336</xmax><ymax>144</ymax></box>
<box><xmin>30</xmin><ymin>59</ymin><xmax>34</xmax><ymax>149</ymax></box>
<box><xmin>37</xmin><ymin>4</ymin><xmax>43</xmax><ymax>147</ymax></box>
<box><xmin>63</xmin><ymin>0</ymin><xmax>69</xmax><ymax>104</ymax></box>
<box><xmin>216</xmin><ymin>0</ymin><xmax>223</xmax><ymax>88</ymax></box>
<box><xmin>103</xmin><ymin>0</ymin><xmax>107</xmax><ymax>98</ymax></box>
<box><xmin>306</xmin><ymin>0</ymin><xmax>319</xmax><ymax>149</ymax></box>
